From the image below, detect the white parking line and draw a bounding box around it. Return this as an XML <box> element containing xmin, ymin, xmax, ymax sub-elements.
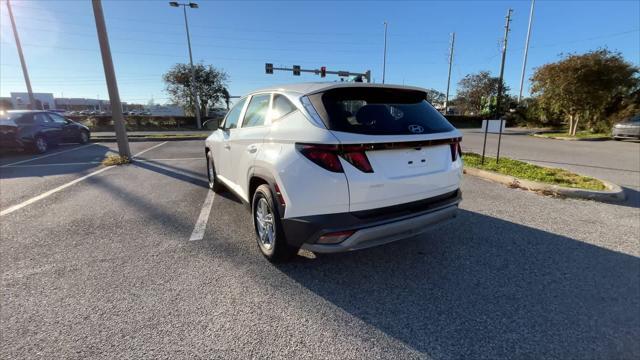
<box><xmin>0</xmin><ymin>144</ymin><xmax>97</xmax><ymax>167</ymax></box>
<box><xmin>131</xmin><ymin>141</ymin><xmax>168</xmax><ymax>159</ymax></box>
<box><xmin>0</xmin><ymin>167</ymin><xmax>112</xmax><ymax>216</ymax></box>
<box><xmin>0</xmin><ymin>142</ymin><xmax>168</xmax><ymax>217</ymax></box>
<box><xmin>137</xmin><ymin>161</ymin><xmax>208</xmax><ymax>182</ymax></box>
<box><xmin>1</xmin><ymin>156</ymin><xmax>201</xmax><ymax>168</ymax></box>
<box><xmin>136</xmin><ymin>157</ymin><xmax>202</xmax><ymax>162</ymax></box>
<box><xmin>189</xmin><ymin>190</ymin><xmax>216</xmax><ymax>241</ymax></box>
<box><xmin>2</xmin><ymin>162</ymin><xmax>103</xmax><ymax>167</ymax></box>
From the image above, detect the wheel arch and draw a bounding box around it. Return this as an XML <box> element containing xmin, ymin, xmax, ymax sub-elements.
<box><xmin>248</xmin><ymin>167</ymin><xmax>284</xmax><ymax>215</ymax></box>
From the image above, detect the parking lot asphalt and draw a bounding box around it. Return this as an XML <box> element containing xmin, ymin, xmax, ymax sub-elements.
<box><xmin>1</xmin><ymin>139</ymin><xmax>639</xmax><ymax>359</ymax></box>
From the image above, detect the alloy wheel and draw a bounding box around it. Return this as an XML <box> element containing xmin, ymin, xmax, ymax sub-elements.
<box><xmin>255</xmin><ymin>197</ymin><xmax>275</xmax><ymax>250</ymax></box>
<box><xmin>36</xmin><ymin>138</ymin><xmax>47</xmax><ymax>152</ymax></box>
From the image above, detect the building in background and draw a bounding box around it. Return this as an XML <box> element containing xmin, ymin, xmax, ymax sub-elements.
<box><xmin>146</xmin><ymin>104</ymin><xmax>184</xmax><ymax>116</ymax></box>
<box><xmin>10</xmin><ymin>92</ymin><xmax>55</xmax><ymax>110</ymax></box>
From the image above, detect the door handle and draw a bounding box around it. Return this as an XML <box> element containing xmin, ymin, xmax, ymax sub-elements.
<box><xmin>247</xmin><ymin>145</ymin><xmax>257</xmax><ymax>154</ymax></box>
<box><xmin>224</xmin><ymin>144</ymin><xmax>231</xmax><ymax>150</ymax></box>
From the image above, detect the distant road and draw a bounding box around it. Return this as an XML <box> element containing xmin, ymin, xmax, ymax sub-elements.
<box><xmin>461</xmin><ymin>128</ymin><xmax>640</xmax><ymax>205</ymax></box>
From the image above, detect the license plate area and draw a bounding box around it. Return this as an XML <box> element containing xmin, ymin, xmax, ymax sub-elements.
<box><xmin>405</xmin><ymin>148</ymin><xmax>428</xmax><ymax>168</ymax></box>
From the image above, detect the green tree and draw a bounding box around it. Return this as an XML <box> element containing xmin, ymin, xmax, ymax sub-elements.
<box><xmin>163</xmin><ymin>63</ymin><xmax>229</xmax><ymax>117</ymax></box>
<box><xmin>425</xmin><ymin>88</ymin><xmax>445</xmax><ymax>106</ymax></box>
<box><xmin>456</xmin><ymin>71</ymin><xmax>510</xmax><ymax>116</ymax></box>
<box><xmin>530</xmin><ymin>49</ymin><xmax>639</xmax><ymax>135</ymax></box>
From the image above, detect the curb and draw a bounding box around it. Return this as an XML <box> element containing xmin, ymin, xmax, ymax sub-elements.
<box><xmin>463</xmin><ymin>167</ymin><xmax>626</xmax><ymax>202</ymax></box>
<box><xmin>531</xmin><ymin>133</ymin><xmax>611</xmax><ymax>141</ymax></box>
<box><xmin>91</xmin><ymin>136</ymin><xmax>207</xmax><ymax>142</ymax></box>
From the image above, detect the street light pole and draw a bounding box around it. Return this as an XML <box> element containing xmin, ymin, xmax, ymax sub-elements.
<box><xmin>518</xmin><ymin>0</ymin><xmax>535</xmax><ymax>103</ymax></box>
<box><xmin>6</xmin><ymin>0</ymin><xmax>35</xmax><ymax>110</ymax></box>
<box><xmin>170</xmin><ymin>2</ymin><xmax>201</xmax><ymax>129</ymax></box>
<box><xmin>444</xmin><ymin>32</ymin><xmax>455</xmax><ymax>114</ymax></box>
<box><xmin>382</xmin><ymin>21</ymin><xmax>388</xmax><ymax>84</ymax></box>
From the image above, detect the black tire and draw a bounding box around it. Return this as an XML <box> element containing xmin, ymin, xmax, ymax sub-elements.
<box><xmin>206</xmin><ymin>151</ymin><xmax>223</xmax><ymax>192</ymax></box>
<box><xmin>79</xmin><ymin>130</ymin><xmax>90</xmax><ymax>144</ymax></box>
<box><xmin>32</xmin><ymin>136</ymin><xmax>48</xmax><ymax>154</ymax></box>
<box><xmin>252</xmin><ymin>184</ymin><xmax>298</xmax><ymax>262</ymax></box>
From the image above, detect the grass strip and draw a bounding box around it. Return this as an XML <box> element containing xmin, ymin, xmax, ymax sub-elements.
<box><xmin>462</xmin><ymin>152</ymin><xmax>606</xmax><ymax>190</ymax></box>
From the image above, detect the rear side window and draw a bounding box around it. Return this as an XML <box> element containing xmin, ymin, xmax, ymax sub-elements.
<box><xmin>271</xmin><ymin>94</ymin><xmax>297</xmax><ymax>122</ymax></box>
<box><xmin>48</xmin><ymin>113</ymin><xmax>68</xmax><ymax>124</ymax></box>
<box><xmin>33</xmin><ymin>113</ymin><xmax>50</xmax><ymax>124</ymax></box>
<box><xmin>242</xmin><ymin>94</ymin><xmax>270</xmax><ymax>128</ymax></box>
<box><xmin>223</xmin><ymin>98</ymin><xmax>246</xmax><ymax>129</ymax></box>
<box><xmin>310</xmin><ymin>88</ymin><xmax>455</xmax><ymax>135</ymax></box>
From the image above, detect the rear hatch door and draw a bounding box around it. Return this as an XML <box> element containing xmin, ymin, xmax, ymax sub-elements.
<box><xmin>308</xmin><ymin>86</ymin><xmax>462</xmax><ymax>211</ymax></box>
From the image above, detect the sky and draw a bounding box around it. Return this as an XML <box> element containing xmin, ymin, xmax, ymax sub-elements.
<box><xmin>1</xmin><ymin>0</ymin><xmax>639</xmax><ymax>105</ymax></box>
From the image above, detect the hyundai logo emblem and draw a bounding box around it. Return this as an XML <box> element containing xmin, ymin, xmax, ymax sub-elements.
<box><xmin>408</xmin><ymin>125</ymin><xmax>425</xmax><ymax>134</ymax></box>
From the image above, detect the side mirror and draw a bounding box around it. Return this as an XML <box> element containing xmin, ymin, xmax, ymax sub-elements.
<box><xmin>202</xmin><ymin>119</ymin><xmax>219</xmax><ymax>130</ymax></box>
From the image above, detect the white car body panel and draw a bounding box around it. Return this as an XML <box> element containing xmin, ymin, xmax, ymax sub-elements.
<box><xmin>205</xmin><ymin>82</ymin><xmax>461</xmax><ymax>223</ymax></box>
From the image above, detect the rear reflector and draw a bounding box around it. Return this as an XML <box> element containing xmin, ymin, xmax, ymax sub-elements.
<box><xmin>317</xmin><ymin>230</ymin><xmax>355</xmax><ymax>244</ymax></box>
<box><xmin>274</xmin><ymin>183</ymin><xmax>286</xmax><ymax>208</ymax></box>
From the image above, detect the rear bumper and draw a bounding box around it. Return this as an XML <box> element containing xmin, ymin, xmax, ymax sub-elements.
<box><xmin>612</xmin><ymin>128</ymin><xmax>640</xmax><ymax>138</ymax></box>
<box><xmin>282</xmin><ymin>189</ymin><xmax>460</xmax><ymax>253</ymax></box>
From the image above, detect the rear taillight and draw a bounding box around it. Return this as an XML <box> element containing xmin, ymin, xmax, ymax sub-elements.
<box><xmin>297</xmin><ymin>143</ymin><xmax>374</xmax><ymax>173</ymax></box>
<box><xmin>296</xmin><ymin>144</ymin><xmax>343</xmax><ymax>173</ymax></box>
<box><xmin>450</xmin><ymin>141</ymin><xmax>461</xmax><ymax>162</ymax></box>
<box><xmin>341</xmin><ymin>145</ymin><xmax>373</xmax><ymax>173</ymax></box>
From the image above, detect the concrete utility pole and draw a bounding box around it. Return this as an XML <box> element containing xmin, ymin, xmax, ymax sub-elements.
<box><xmin>170</xmin><ymin>2</ymin><xmax>202</xmax><ymax>129</ymax></box>
<box><xmin>495</xmin><ymin>8</ymin><xmax>513</xmax><ymax>163</ymax></box>
<box><xmin>6</xmin><ymin>0</ymin><xmax>35</xmax><ymax>110</ymax></box>
<box><xmin>382</xmin><ymin>21</ymin><xmax>388</xmax><ymax>84</ymax></box>
<box><xmin>444</xmin><ymin>32</ymin><xmax>456</xmax><ymax>114</ymax></box>
<box><xmin>92</xmin><ymin>0</ymin><xmax>131</xmax><ymax>158</ymax></box>
<box><xmin>481</xmin><ymin>8</ymin><xmax>512</xmax><ymax>165</ymax></box>
<box><xmin>518</xmin><ymin>0</ymin><xmax>535</xmax><ymax>103</ymax></box>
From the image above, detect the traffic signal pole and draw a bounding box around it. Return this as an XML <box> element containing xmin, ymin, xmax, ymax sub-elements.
<box><xmin>92</xmin><ymin>0</ymin><xmax>131</xmax><ymax>158</ymax></box>
<box><xmin>265</xmin><ymin>64</ymin><xmax>371</xmax><ymax>83</ymax></box>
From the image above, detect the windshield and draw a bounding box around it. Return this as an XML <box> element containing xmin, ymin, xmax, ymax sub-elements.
<box><xmin>310</xmin><ymin>87</ymin><xmax>455</xmax><ymax>135</ymax></box>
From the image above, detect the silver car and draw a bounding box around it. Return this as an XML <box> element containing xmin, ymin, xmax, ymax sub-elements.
<box><xmin>612</xmin><ymin>115</ymin><xmax>640</xmax><ymax>140</ymax></box>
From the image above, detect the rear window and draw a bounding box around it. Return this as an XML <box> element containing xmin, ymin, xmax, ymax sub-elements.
<box><xmin>310</xmin><ymin>87</ymin><xmax>455</xmax><ymax>135</ymax></box>
<box><xmin>0</xmin><ymin>113</ymin><xmax>30</xmax><ymax>126</ymax></box>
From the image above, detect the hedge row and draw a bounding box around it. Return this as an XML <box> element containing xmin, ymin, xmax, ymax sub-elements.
<box><xmin>74</xmin><ymin>114</ymin><xmax>490</xmax><ymax>131</ymax></box>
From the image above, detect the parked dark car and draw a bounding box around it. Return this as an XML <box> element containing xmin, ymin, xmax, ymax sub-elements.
<box><xmin>0</xmin><ymin>110</ymin><xmax>90</xmax><ymax>153</ymax></box>
<box><xmin>612</xmin><ymin>115</ymin><xmax>640</xmax><ymax>140</ymax></box>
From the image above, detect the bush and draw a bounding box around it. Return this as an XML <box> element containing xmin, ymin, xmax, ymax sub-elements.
<box><xmin>70</xmin><ymin>115</ymin><xmax>220</xmax><ymax>131</ymax></box>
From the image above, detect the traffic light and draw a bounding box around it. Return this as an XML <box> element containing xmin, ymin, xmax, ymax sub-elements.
<box><xmin>293</xmin><ymin>65</ymin><xmax>301</xmax><ymax>76</ymax></box>
<box><xmin>265</xmin><ymin>63</ymin><xmax>273</xmax><ymax>74</ymax></box>
<box><xmin>320</xmin><ymin>66</ymin><xmax>326</xmax><ymax>78</ymax></box>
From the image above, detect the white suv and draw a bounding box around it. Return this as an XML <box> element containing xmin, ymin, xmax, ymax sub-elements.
<box><xmin>204</xmin><ymin>83</ymin><xmax>462</xmax><ymax>262</ymax></box>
